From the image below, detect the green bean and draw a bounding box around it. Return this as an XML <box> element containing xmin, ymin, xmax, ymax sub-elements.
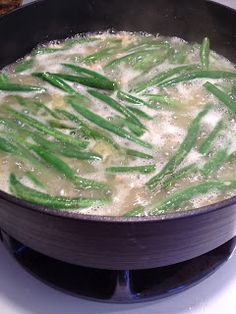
<box><xmin>15</xmin><ymin>97</ymin><xmax>61</xmax><ymax>120</ymax></box>
<box><xmin>8</xmin><ymin>109</ymin><xmax>88</xmax><ymax>149</ymax></box>
<box><xmin>55</xmin><ymin>109</ymin><xmax>87</xmax><ymax>127</ymax></box>
<box><xmin>112</xmin><ymin>116</ymin><xmax>144</xmax><ymax>137</ymax></box>
<box><xmin>31</xmin><ymin>133</ymin><xmax>102</xmax><ymax>161</ymax></box>
<box><xmin>106</xmin><ymin>165</ymin><xmax>155</xmax><ymax>174</ymax></box>
<box><xmin>62</xmin><ymin>63</ymin><xmax>116</xmax><ymax>84</ymax></box>
<box><xmin>146</xmin><ymin>104</ymin><xmax>211</xmax><ymax>189</ymax></box>
<box><xmin>0</xmin><ymin>116</ymin><xmax>28</xmax><ymax>136</ymax></box>
<box><xmin>204</xmin><ymin>82</ymin><xmax>236</xmax><ymax>115</ymax></box>
<box><xmin>117</xmin><ymin>90</ymin><xmax>155</xmax><ymax>109</ymax></box>
<box><xmin>150</xmin><ymin>180</ymin><xmax>236</xmax><ymax>215</ymax></box>
<box><xmin>125</xmin><ymin>40</ymin><xmax>170</xmax><ymax>53</ymax></box>
<box><xmin>55</xmin><ymin>109</ymin><xmax>120</xmax><ymax>149</ymax></box>
<box><xmin>0</xmin><ymin>82</ymin><xmax>45</xmax><ymax>92</ymax></box>
<box><xmin>10</xmin><ymin>174</ymin><xmax>108</xmax><ymax>209</ymax></box>
<box><xmin>158</xmin><ymin>70</ymin><xmax>236</xmax><ymax>87</ymax></box>
<box><xmin>162</xmin><ymin>163</ymin><xmax>197</xmax><ymax>189</ymax></box>
<box><xmin>0</xmin><ymin>137</ymin><xmax>22</xmax><ymax>155</ymax></box>
<box><xmin>123</xmin><ymin>206</ymin><xmax>145</xmax><ymax>217</ymax></box>
<box><xmin>106</xmin><ymin>48</ymin><xmax>158</xmax><ymax>68</ymax></box>
<box><xmin>47</xmin><ymin>119</ymin><xmax>76</xmax><ymax>129</ymax></box>
<box><xmin>127</xmin><ymin>106</ymin><xmax>153</xmax><ymax>120</ymax></box>
<box><xmin>67</xmin><ymin>96</ymin><xmax>152</xmax><ymax>149</ymax></box>
<box><xmin>133</xmin><ymin>64</ymin><xmax>199</xmax><ymax>93</ymax></box>
<box><xmin>200</xmin><ymin>37</ymin><xmax>210</xmax><ymax>70</ymax></box>
<box><xmin>198</xmin><ymin>120</ymin><xmax>224</xmax><ymax>155</ymax></box>
<box><xmin>33</xmin><ymin>72</ymin><xmax>76</xmax><ymax>93</ymax></box>
<box><xmin>15</xmin><ymin>58</ymin><xmax>34</xmax><ymax>73</ymax></box>
<box><xmin>33</xmin><ymin>101</ymin><xmax>62</xmax><ymax>120</ymax></box>
<box><xmin>30</xmin><ymin>145</ymin><xmax>107</xmax><ymax>190</ymax></box>
<box><xmin>0</xmin><ymin>136</ymin><xmax>44</xmax><ymax>170</ymax></box>
<box><xmin>133</xmin><ymin>49</ymin><xmax>172</xmax><ymax>72</ymax></box>
<box><xmin>25</xmin><ymin>171</ymin><xmax>45</xmax><ymax>188</ymax></box>
<box><xmin>82</xmin><ymin>47</ymin><xmax>118</xmax><ymax>64</ymax></box>
<box><xmin>125</xmin><ymin>148</ymin><xmax>154</xmax><ymax>160</ymax></box>
<box><xmin>88</xmin><ymin>90</ymin><xmax>145</xmax><ymax>129</ymax></box>
<box><xmin>145</xmin><ymin>94</ymin><xmax>179</xmax><ymax>106</ymax></box>
<box><xmin>201</xmin><ymin>148</ymin><xmax>228</xmax><ymax>177</ymax></box>
<box><xmin>0</xmin><ymin>73</ymin><xmax>9</xmax><ymax>83</ymax></box>
<box><xmin>55</xmin><ymin>73</ymin><xmax>117</xmax><ymax>90</ymax></box>
<box><xmin>30</xmin><ymin>144</ymin><xmax>75</xmax><ymax>177</ymax></box>
<box><xmin>15</xmin><ymin>96</ymin><xmax>31</xmax><ymax>106</ymax></box>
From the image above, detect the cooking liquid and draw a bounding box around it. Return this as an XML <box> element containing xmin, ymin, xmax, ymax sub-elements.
<box><xmin>0</xmin><ymin>32</ymin><xmax>236</xmax><ymax>216</ymax></box>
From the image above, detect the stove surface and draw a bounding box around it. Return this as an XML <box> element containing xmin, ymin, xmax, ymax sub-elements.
<box><xmin>0</xmin><ymin>0</ymin><xmax>235</xmax><ymax>313</ymax></box>
<box><xmin>0</xmin><ymin>241</ymin><xmax>235</xmax><ymax>314</ymax></box>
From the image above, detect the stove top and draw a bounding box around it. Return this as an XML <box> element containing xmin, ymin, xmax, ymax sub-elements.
<box><xmin>1</xmin><ymin>231</ymin><xmax>235</xmax><ymax>304</ymax></box>
<box><xmin>0</xmin><ymin>239</ymin><xmax>235</xmax><ymax>314</ymax></box>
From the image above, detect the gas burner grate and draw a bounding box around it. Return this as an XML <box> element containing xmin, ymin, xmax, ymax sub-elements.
<box><xmin>1</xmin><ymin>230</ymin><xmax>235</xmax><ymax>303</ymax></box>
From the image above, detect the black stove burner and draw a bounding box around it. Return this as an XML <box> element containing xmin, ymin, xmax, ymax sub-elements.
<box><xmin>1</xmin><ymin>230</ymin><xmax>235</xmax><ymax>303</ymax></box>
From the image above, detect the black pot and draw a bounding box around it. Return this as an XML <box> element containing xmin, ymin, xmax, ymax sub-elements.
<box><xmin>0</xmin><ymin>0</ymin><xmax>235</xmax><ymax>270</ymax></box>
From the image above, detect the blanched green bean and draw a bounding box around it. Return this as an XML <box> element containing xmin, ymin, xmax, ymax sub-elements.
<box><xmin>117</xmin><ymin>90</ymin><xmax>155</xmax><ymax>109</ymax></box>
<box><xmin>63</xmin><ymin>63</ymin><xmax>116</xmax><ymax>85</ymax></box>
<box><xmin>150</xmin><ymin>180</ymin><xmax>236</xmax><ymax>215</ymax></box>
<box><xmin>162</xmin><ymin>163</ymin><xmax>197</xmax><ymax>189</ymax></box>
<box><xmin>145</xmin><ymin>94</ymin><xmax>179</xmax><ymax>106</ymax></box>
<box><xmin>146</xmin><ymin>104</ymin><xmax>211</xmax><ymax>189</ymax></box>
<box><xmin>198</xmin><ymin>120</ymin><xmax>224</xmax><ymax>155</ymax></box>
<box><xmin>125</xmin><ymin>148</ymin><xmax>154</xmax><ymax>159</ymax></box>
<box><xmin>201</xmin><ymin>148</ymin><xmax>229</xmax><ymax>177</ymax></box>
<box><xmin>82</xmin><ymin>47</ymin><xmax>118</xmax><ymax>64</ymax></box>
<box><xmin>158</xmin><ymin>71</ymin><xmax>236</xmax><ymax>87</ymax></box>
<box><xmin>0</xmin><ymin>136</ymin><xmax>44</xmax><ymax>170</ymax></box>
<box><xmin>30</xmin><ymin>145</ymin><xmax>107</xmax><ymax>190</ymax></box>
<box><xmin>67</xmin><ymin>96</ymin><xmax>152</xmax><ymax>148</ymax></box>
<box><xmin>55</xmin><ymin>109</ymin><xmax>120</xmax><ymax>149</ymax></box>
<box><xmin>112</xmin><ymin>116</ymin><xmax>144</xmax><ymax>137</ymax></box>
<box><xmin>200</xmin><ymin>37</ymin><xmax>210</xmax><ymax>70</ymax></box>
<box><xmin>55</xmin><ymin>73</ymin><xmax>117</xmax><ymax>90</ymax></box>
<box><xmin>10</xmin><ymin>174</ymin><xmax>108</xmax><ymax>209</ymax></box>
<box><xmin>33</xmin><ymin>72</ymin><xmax>76</xmax><ymax>93</ymax></box>
<box><xmin>88</xmin><ymin>90</ymin><xmax>146</xmax><ymax>129</ymax></box>
<box><xmin>25</xmin><ymin>171</ymin><xmax>45</xmax><ymax>188</ymax></box>
<box><xmin>204</xmin><ymin>82</ymin><xmax>236</xmax><ymax>115</ymax></box>
<box><xmin>8</xmin><ymin>109</ymin><xmax>88</xmax><ymax>149</ymax></box>
<box><xmin>106</xmin><ymin>164</ymin><xmax>155</xmax><ymax>174</ymax></box>
<box><xmin>32</xmin><ymin>133</ymin><xmax>102</xmax><ymax>161</ymax></box>
<box><xmin>123</xmin><ymin>206</ymin><xmax>145</xmax><ymax>217</ymax></box>
<box><xmin>133</xmin><ymin>64</ymin><xmax>199</xmax><ymax>93</ymax></box>
<box><xmin>127</xmin><ymin>106</ymin><xmax>153</xmax><ymax>120</ymax></box>
<box><xmin>106</xmin><ymin>48</ymin><xmax>158</xmax><ymax>68</ymax></box>
<box><xmin>0</xmin><ymin>82</ymin><xmax>45</xmax><ymax>92</ymax></box>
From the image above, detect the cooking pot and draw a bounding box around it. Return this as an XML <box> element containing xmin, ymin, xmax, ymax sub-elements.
<box><xmin>0</xmin><ymin>0</ymin><xmax>235</xmax><ymax>270</ymax></box>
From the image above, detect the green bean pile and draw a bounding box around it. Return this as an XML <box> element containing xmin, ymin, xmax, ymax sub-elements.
<box><xmin>0</xmin><ymin>32</ymin><xmax>236</xmax><ymax>216</ymax></box>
